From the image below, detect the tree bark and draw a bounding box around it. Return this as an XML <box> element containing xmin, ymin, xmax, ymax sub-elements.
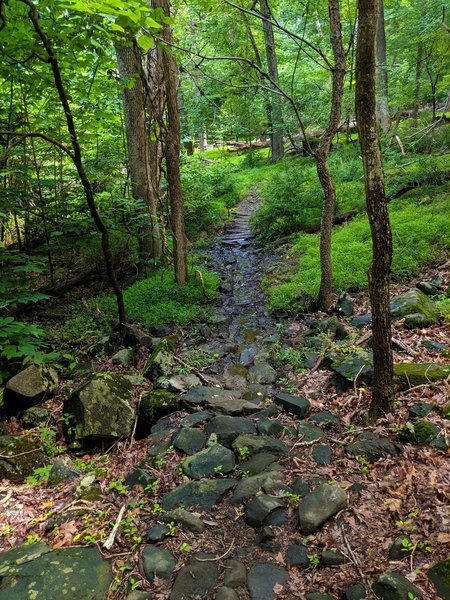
<box><xmin>317</xmin><ymin>0</ymin><xmax>346</xmax><ymax>312</ymax></box>
<box><xmin>375</xmin><ymin>0</ymin><xmax>390</xmax><ymax>131</ymax></box>
<box><xmin>412</xmin><ymin>42</ymin><xmax>423</xmax><ymax>127</ymax></box>
<box><xmin>155</xmin><ymin>0</ymin><xmax>188</xmax><ymax>284</ymax></box>
<box><xmin>259</xmin><ymin>0</ymin><xmax>284</xmax><ymax>161</ymax></box>
<box><xmin>116</xmin><ymin>42</ymin><xmax>160</xmax><ymax>266</ymax></box>
<box><xmin>356</xmin><ymin>0</ymin><xmax>394</xmax><ymax>419</ymax></box>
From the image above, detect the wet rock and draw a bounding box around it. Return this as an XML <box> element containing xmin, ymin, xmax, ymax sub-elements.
<box><xmin>390</xmin><ymin>288</ymin><xmax>437</xmax><ymax>326</ymax></box>
<box><xmin>125</xmin><ymin>468</ymin><xmax>156</xmax><ymax>490</ymax></box>
<box><xmin>310</xmin><ymin>411</ymin><xmax>340</xmax><ymax>427</ymax></box>
<box><xmin>112</xmin><ymin>348</ymin><xmax>136</xmax><ymax>367</ymax></box>
<box><xmin>428</xmin><ymin>557</ymin><xmax>450</xmax><ymax>599</ymax></box>
<box><xmin>180</xmin><ymin>409</ymin><xmax>213</xmax><ymax>427</ymax></box>
<box><xmin>47</xmin><ymin>459</ymin><xmax>79</xmax><ymax>486</ymax></box>
<box><xmin>335</xmin><ymin>291</ymin><xmax>354</xmax><ymax>317</ymax></box>
<box><xmin>312</xmin><ymin>444</ymin><xmax>332</xmax><ymax>465</ymax></box>
<box><xmin>321</xmin><ymin>549</ymin><xmax>347</xmax><ymax>566</ymax></box>
<box><xmin>297</xmin><ymin>422</ymin><xmax>325</xmax><ymax>442</ymax></box>
<box><xmin>240</xmin><ymin>345</ymin><xmax>259</xmax><ymax>366</ymax></box>
<box><xmin>399</xmin><ymin>420</ymin><xmax>439</xmax><ymax>445</ymax></box>
<box><xmin>388</xmin><ymin>536</ymin><xmax>414</xmax><ymax>560</ymax></box>
<box><xmin>3</xmin><ymin>364</ymin><xmax>58</xmax><ymax>414</ymax></box>
<box><xmin>298</xmin><ymin>483</ymin><xmax>348</xmax><ymax>535</ymax></box>
<box><xmin>163</xmin><ymin>478</ymin><xmax>237</xmax><ymax>510</ymax></box>
<box><xmin>139</xmin><ymin>390</ymin><xmax>180</xmax><ymax>433</ymax></box>
<box><xmin>142</xmin><ymin>546</ymin><xmax>175</xmax><ymax>581</ymax></box>
<box><xmin>344</xmin><ymin>583</ymin><xmax>367</xmax><ymax>599</ymax></box>
<box><xmin>244</xmin><ymin>494</ymin><xmax>285</xmax><ymax>526</ymax></box>
<box><xmin>163</xmin><ymin>508</ymin><xmax>205</xmax><ymax>534</ymax></box>
<box><xmin>63</xmin><ymin>372</ymin><xmax>135</xmax><ymax>443</ymax></box>
<box><xmin>285</xmin><ymin>542</ymin><xmax>309</xmax><ymax>568</ymax></box>
<box><xmin>394</xmin><ymin>363</ymin><xmax>450</xmax><ymax>387</ymax></box>
<box><xmin>0</xmin><ymin>543</ymin><xmax>111</xmax><ymax>599</ymax></box>
<box><xmin>147</xmin><ymin>523</ymin><xmax>170</xmax><ymax>542</ymax></box>
<box><xmin>346</xmin><ymin>432</ymin><xmax>401</xmax><ymax>461</ymax></box>
<box><xmin>238</xmin><ymin>453</ymin><xmax>281</xmax><ymax>476</ymax></box>
<box><xmin>223</xmin><ymin>559</ymin><xmax>246</xmax><ymax>588</ymax></box>
<box><xmin>247</xmin><ymin>563</ymin><xmax>289</xmax><ymax>600</ymax></box>
<box><xmin>274</xmin><ymin>392</ymin><xmax>311</xmax><ymax>418</ymax></box>
<box><xmin>248</xmin><ymin>362</ymin><xmax>276</xmax><ymax>384</ymax></box>
<box><xmin>232</xmin><ymin>471</ymin><xmax>284</xmax><ymax>504</ymax></box>
<box><xmin>257</xmin><ymin>418</ymin><xmax>284</xmax><ymax>436</ymax></box>
<box><xmin>0</xmin><ymin>435</ymin><xmax>49</xmax><ymax>482</ymax></box>
<box><xmin>182</xmin><ymin>444</ymin><xmax>235</xmax><ymax>479</ymax></box>
<box><xmin>232</xmin><ymin>434</ymin><xmax>287</xmax><ymax>457</ymax></box>
<box><xmin>206</xmin><ymin>415</ymin><xmax>256</xmax><ymax>447</ymax></box>
<box><xmin>170</xmin><ymin>553</ymin><xmax>218</xmax><ymax>600</ymax></box>
<box><xmin>216</xmin><ymin>587</ymin><xmax>239</xmax><ymax>600</ymax></box>
<box><xmin>372</xmin><ymin>572</ymin><xmax>423</xmax><ymax>600</ymax></box>
<box><xmin>21</xmin><ymin>406</ymin><xmax>51</xmax><ymax>428</ymax></box>
<box><xmin>409</xmin><ymin>402</ymin><xmax>434</xmax><ymax>419</ymax></box>
<box><xmin>142</xmin><ymin>338</ymin><xmax>175</xmax><ymax>379</ymax></box>
<box><xmin>173</xmin><ymin>427</ymin><xmax>206</xmax><ymax>455</ymax></box>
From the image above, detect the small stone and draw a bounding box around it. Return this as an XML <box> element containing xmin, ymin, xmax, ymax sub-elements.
<box><xmin>291</xmin><ymin>477</ymin><xmax>309</xmax><ymax>497</ymax></box>
<box><xmin>125</xmin><ymin>468</ymin><xmax>156</xmax><ymax>490</ymax></box>
<box><xmin>223</xmin><ymin>559</ymin><xmax>247</xmax><ymax>588</ymax></box>
<box><xmin>180</xmin><ymin>410</ymin><xmax>213</xmax><ymax>427</ymax></box>
<box><xmin>346</xmin><ymin>432</ymin><xmax>401</xmax><ymax>461</ymax></box>
<box><xmin>310</xmin><ymin>411</ymin><xmax>340</xmax><ymax>427</ymax></box>
<box><xmin>248</xmin><ymin>362</ymin><xmax>277</xmax><ymax>384</ymax></box>
<box><xmin>142</xmin><ymin>546</ymin><xmax>175</xmax><ymax>581</ymax></box>
<box><xmin>312</xmin><ymin>444</ymin><xmax>332</xmax><ymax>465</ymax></box>
<box><xmin>244</xmin><ymin>495</ymin><xmax>285</xmax><ymax>527</ymax></box>
<box><xmin>351</xmin><ymin>313</ymin><xmax>372</xmax><ymax>328</ymax></box>
<box><xmin>274</xmin><ymin>392</ymin><xmax>311</xmax><ymax>418</ymax></box>
<box><xmin>372</xmin><ymin>572</ymin><xmax>423</xmax><ymax>600</ymax></box>
<box><xmin>388</xmin><ymin>536</ymin><xmax>414</xmax><ymax>561</ymax></box>
<box><xmin>170</xmin><ymin>553</ymin><xmax>218</xmax><ymax>600</ymax></box>
<box><xmin>168</xmin><ymin>374</ymin><xmax>202</xmax><ymax>393</ymax></box>
<box><xmin>206</xmin><ymin>415</ymin><xmax>256</xmax><ymax>447</ymax></box>
<box><xmin>239</xmin><ymin>453</ymin><xmax>281</xmax><ymax>476</ymax></box>
<box><xmin>257</xmin><ymin>418</ymin><xmax>284</xmax><ymax>436</ymax></box>
<box><xmin>232</xmin><ymin>434</ymin><xmax>287</xmax><ymax>457</ymax></box>
<box><xmin>232</xmin><ymin>472</ymin><xmax>284</xmax><ymax>504</ymax></box>
<box><xmin>216</xmin><ymin>587</ymin><xmax>239</xmax><ymax>600</ymax></box>
<box><xmin>163</xmin><ymin>508</ymin><xmax>205</xmax><ymax>533</ymax></box>
<box><xmin>298</xmin><ymin>483</ymin><xmax>347</xmax><ymax>535</ymax></box>
<box><xmin>416</xmin><ymin>281</ymin><xmax>440</xmax><ymax>295</ymax></box>
<box><xmin>255</xmin><ymin>526</ymin><xmax>276</xmax><ymax>545</ymax></box>
<box><xmin>285</xmin><ymin>543</ymin><xmax>309</xmax><ymax>568</ymax></box>
<box><xmin>146</xmin><ymin>524</ymin><xmax>170</xmax><ymax>543</ymax></box>
<box><xmin>297</xmin><ymin>422</ymin><xmax>325</xmax><ymax>443</ymax></box>
<box><xmin>321</xmin><ymin>549</ymin><xmax>347</xmax><ymax>566</ymax></box>
<box><xmin>126</xmin><ymin>592</ymin><xmax>151</xmax><ymax>600</ymax></box>
<box><xmin>247</xmin><ymin>563</ymin><xmax>289</xmax><ymax>600</ymax></box>
<box><xmin>21</xmin><ymin>406</ymin><xmax>51</xmax><ymax>429</ymax></box>
<box><xmin>428</xmin><ymin>557</ymin><xmax>450</xmax><ymax>599</ymax></box>
<box><xmin>112</xmin><ymin>348</ymin><xmax>136</xmax><ymax>367</ymax></box>
<box><xmin>408</xmin><ymin>402</ymin><xmax>435</xmax><ymax>419</ymax></box>
<box><xmin>344</xmin><ymin>583</ymin><xmax>367</xmax><ymax>599</ymax></box>
<box><xmin>163</xmin><ymin>478</ymin><xmax>237</xmax><ymax>510</ymax></box>
<box><xmin>421</xmin><ymin>340</ymin><xmax>448</xmax><ymax>353</ymax></box>
<box><xmin>173</xmin><ymin>427</ymin><xmax>206</xmax><ymax>455</ymax></box>
<box><xmin>182</xmin><ymin>444</ymin><xmax>235</xmax><ymax>479</ymax></box>
<box><xmin>47</xmin><ymin>459</ymin><xmax>79</xmax><ymax>487</ymax></box>
<box><xmin>150</xmin><ymin>414</ymin><xmax>177</xmax><ymax>434</ymax></box>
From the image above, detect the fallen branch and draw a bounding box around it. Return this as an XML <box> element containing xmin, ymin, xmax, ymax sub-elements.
<box><xmin>195</xmin><ymin>538</ymin><xmax>235</xmax><ymax>561</ymax></box>
<box><xmin>103</xmin><ymin>505</ymin><xmax>126</xmax><ymax>551</ymax></box>
<box><xmin>391</xmin><ymin>337</ymin><xmax>419</xmax><ymax>357</ymax></box>
<box><xmin>173</xmin><ymin>355</ymin><xmax>211</xmax><ymax>385</ymax></box>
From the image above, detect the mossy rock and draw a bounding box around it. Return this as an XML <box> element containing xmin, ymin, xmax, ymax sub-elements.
<box><xmin>428</xmin><ymin>557</ymin><xmax>450</xmax><ymax>599</ymax></box>
<box><xmin>390</xmin><ymin>288</ymin><xmax>437</xmax><ymax>326</ymax></box>
<box><xmin>393</xmin><ymin>363</ymin><xmax>450</xmax><ymax>387</ymax></box>
<box><xmin>0</xmin><ymin>435</ymin><xmax>49</xmax><ymax>482</ymax></box>
<box><xmin>63</xmin><ymin>372</ymin><xmax>135</xmax><ymax>443</ymax></box>
<box><xmin>399</xmin><ymin>420</ymin><xmax>440</xmax><ymax>445</ymax></box>
<box><xmin>329</xmin><ymin>351</ymin><xmax>373</xmax><ymax>384</ymax></box>
<box><xmin>138</xmin><ymin>390</ymin><xmax>180</xmax><ymax>435</ymax></box>
<box><xmin>3</xmin><ymin>364</ymin><xmax>58</xmax><ymax>414</ymax></box>
<box><xmin>142</xmin><ymin>337</ymin><xmax>176</xmax><ymax>380</ymax></box>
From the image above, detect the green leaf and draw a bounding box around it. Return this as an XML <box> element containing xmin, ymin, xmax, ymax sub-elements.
<box><xmin>136</xmin><ymin>34</ymin><xmax>154</xmax><ymax>52</ymax></box>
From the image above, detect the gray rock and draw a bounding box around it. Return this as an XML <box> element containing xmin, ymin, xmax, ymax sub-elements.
<box><xmin>310</xmin><ymin>411</ymin><xmax>340</xmax><ymax>427</ymax></box>
<box><xmin>330</xmin><ymin>352</ymin><xmax>373</xmax><ymax>385</ymax></box>
<box><xmin>297</xmin><ymin>422</ymin><xmax>325</xmax><ymax>443</ymax></box>
<box><xmin>183</xmin><ymin>386</ymin><xmax>258</xmax><ymax>415</ymax></box>
<box><xmin>216</xmin><ymin>587</ymin><xmax>239</xmax><ymax>600</ymax></box>
<box><xmin>112</xmin><ymin>348</ymin><xmax>136</xmax><ymax>367</ymax></box>
<box><xmin>147</xmin><ymin>523</ymin><xmax>170</xmax><ymax>542</ymax></box>
<box><xmin>285</xmin><ymin>542</ymin><xmax>309</xmax><ymax>568</ymax></box>
<box><xmin>422</xmin><ymin>340</ymin><xmax>447</xmax><ymax>353</ymax></box>
<box><xmin>173</xmin><ymin>427</ymin><xmax>206</xmax><ymax>455</ymax></box>
<box><xmin>232</xmin><ymin>434</ymin><xmax>287</xmax><ymax>457</ymax></box>
<box><xmin>344</xmin><ymin>583</ymin><xmax>367</xmax><ymax>599</ymax></box>
<box><xmin>142</xmin><ymin>338</ymin><xmax>175</xmax><ymax>379</ymax></box>
<box><xmin>182</xmin><ymin>444</ymin><xmax>235</xmax><ymax>479</ymax></box>
<box><xmin>206</xmin><ymin>415</ymin><xmax>256</xmax><ymax>446</ymax></box>
<box><xmin>351</xmin><ymin>313</ymin><xmax>372</xmax><ymax>328</ymax></box>
<box><xmin>248</xmin><ymin>362</ymin><xmax>277</xmax><ymax>384</ymax></box>
<box><xmin>21</xmin><ymin>406</ymin><xmax>51</xmax><ymax>428</ymax></box>
<box><xmin>274</xmin><ymin>393</ymin><xmax>311</xmax><ymax>418</ymax></box>
<box><xmin>335</xmin><ymin>291</ymin><xmax>354</xmax><ymax>317</ymax></box>
<box><xmin>0</xmin><ymin>543</ymin><xmax>111</xmax><ymax>599</ymax></box>
<box><xmin>223</xmin><ymin>559</ymin><xmax>246</xmax><ymax>588</ymax></box>
<box><xmin>63</xmin><ymin>372</ymin><xmax>135</xmax><ymax>443</ymax></box>
<box><xmin>168</xmin><ymin>374</ymin><xmax>202</xmax><ymax>392</ymax></box>
<box><xmin>0</xmin><ymin>435</ymin><xmax>49</xmax><ymax>482</ymax></box>
<box><xmin>256</xmin><ymin>418</ymin><xmax>284</xmax><ymax>436</ymax></box>
<box><xmin>247</xmin><ymin>563</ymin><xmax>289</xmax><ymax>600</ymax></box>
<box><xmin>346</xmin><ymin>432</ymin><xmax>401</xmax><ymax>461</ymax></box>
<box><xmin>409</xmin><ymin>402</ymin><xmax>435</xmax><ymax>419</ymax></box>
<box><xmin>163</xmin><ymin>508</ymin><xmax>205</xmax><ymax>533</ymax></box>
<box><xmin>163</xmin><ymin>478</ymin><xmax>237</xmax><ymax>510</ymax></box>
<box><xmin>232</xmin><ymin>472</ymin><xmax>284</xmax><ymax>504</ymax></box>
<box><xmin>312</xmin><ymin>444</ymin><xmax>332</xmax><ymax>465</ymax></box>
<box><xmin>139</xmin><ymin>390</ymin><xmax>180</xmax><ymax>432</ymax></box>
<box><xmin>126</xmin><ymin>591</ymin><xmax>152</xmax><ymax>600</ymax></box>
<box><xmin>388</xmin><ymin>536</ymin><xmax>414</xmax><ymax>561</ymax></box>
<box><xmin>390</xmin><ymin>288</ymin><xmax>437</xmax><ymax>326</ymax></box>
<box><xmin>240</xmin><ymin>345</ymin><xmax>259</xmax><ymax>366</ymax></box>
<box><xmin>125</xmin><ymin>468</ymin><xmax>156</xmax><ymax>490</ymax></box>
<box><xmin>143</xmin><ymin>546</ymin><xmax>175</xmax><ymax>581</ymax></box>
<box><xmin>150</xmin><ymin>413</ymin><xmax>177</xmax><ymax>434</ymax></box>
<box><xmin>372</xmin><ymin>572</ymin><xmax>423</xmax><ymax>600</ymax></box>
<box><xmin>170</xmin><ymin>553</ymin><xmax>218</xmax><ymax>600</ymax></box>
<box><xmin>399</xmin><ymin>420</ymin><xmax>439</xmax><ymax>445</ymax></box>
<box><xmin>291</xmin><ymin>477</ymin><xmax>309</xmax><ymax>497</ymax></box>
<box><xmin>180</xmin><ymin>410</ymin><xmax>213</xmax><ymax>427</ymax></box>
<box><xmin>428</xmin><ymin>557</ymin><xmax>450</xmax><ymax>599</ymax></box>
<box><xmin>416</xmin><ymin>280</ymin><xmax>440</xmax><ymax>296</ymax></box>
<box><xmin>238</xmin><ymin>453</ymin><xmax>281</xmax><ymax>476</ymax></box>
<box><xmin>321</xmin><ymin>549</ymin><xmax>347</xmax><ymax>566</ymax></box>
<box><xmin>47</xmin><ymin>459</ymin><xmax>79</xmax><ymax>486</ymax></box>
<box><xmin>244</xmin><ymin>495</ymin><xmax>285</xmax><ymax>527</ymax></box>
<box><xmin>4</xmin><ymin>364</ymin><xmax>58</xmax><ymax>413</ymax></box>
<box><xmin>298</xmin><ymin>483</ymin><xmax>348</xmax><ymax>535</ymax></box>
<box><xmin>148</xmin><ymin>429</ymin><xmax>174</xmax><ymax>458</ymax></box>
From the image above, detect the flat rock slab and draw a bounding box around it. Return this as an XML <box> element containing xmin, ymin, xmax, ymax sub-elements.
<box><xmin>170</xmin><ymin>553</ymin><xmax>218</xmax><ymax>600</ymax></box>
<box><xmin>232</xmin><ymin>434</ymin><xmax>287</xmax><ymax>457</ymax></box>
<box><xmin>298</xmin><ymin>483</ymin><xmax>348</xmax><ymax>535</ymax></box>
<box><xmin>297</xmin><ymin>423</ymin><xmax>325</xmax><ymax>443</ymax></box>
<box><xmin>372</xmin><ymin>571</ymin><xmax>423</xmax><ymax>600</ymax></box>
<box><xmin>247</xmin><ymin>563</ymin><xmax>289</xmax><ymax>600</ymax></box>
<box><xmin>206</xmin><ymin>415</ymin><xmax>256</xmax><ymax>446</ymax></box>
<box><xmin>183</xmin><ymin>386</ymin><xmax>259</xmax><ymax>415</ymax></box>
<box><xmin>274</xmin><ymin>393</ymin><xmax>311</xmax><ymax>418</ymax></box>
<box><xmin>142</xmin><ymin>546</ymin><xmax>175</xmax><ymax>581</ymax></box>
<box><xmin>346</xmin><ymin>432</ymin><xmax>401</xmax><ymax>461</ymax></box>
<box><xmin>182</xmin><ymin>444</ymin><xmax>235</xmax><ymax>479</ymax></box>
<box><xmin>0</xmin><ymin>543</ymin><xmax>112</xmax><ymax>599</ymax></box>
<box><xmin>163</xmin><ymin>478</ymin><xmax>237</xmax><ymax>510</ymax></box>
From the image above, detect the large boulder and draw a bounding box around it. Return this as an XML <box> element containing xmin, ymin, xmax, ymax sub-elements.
<box><xmin>0</xmin><ymin>435</ymin><xmax>49</xmax><ymax>482</ymax></box>
<box><xmin>0</xmin><ymin>543</ymin><xmax>112</xmax><ymax>599</ymax></box>
<box><xmin>63</xmin><ymin>372</ymin><xmax>135</xmax><ymax>443</ymax></box>
<box><xmin>390</xmin><ymin>289</ymin><xmax>437</xmax><ymax>327</ymax></box>
<box><xmin>3</xmin><ymin>364</ymin><xmax>58</xmax><ymax>414</ymax></box>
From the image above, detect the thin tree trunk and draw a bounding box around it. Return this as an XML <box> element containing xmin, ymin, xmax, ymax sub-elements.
<box><xmin>375</xmin><ymin>0</ymin><xmax>389</xmax><ymax>131</ymax></box>
<box><xmin>412</xmin><ymin>42</ymin><xmax>423</xmax><ymax>127</ymax></box>
<box><xmin>20</xmin><ymin>0</ymin><xmax>126</xmax><ymax>326</ymax></box>
<box><xmin>116</xmin><ymin>42</ymin><xmax>160</xmax><ymax>268</ymax></box>
<box><xmin>155</xmin><ymin>0</ymin><xmax>188</xmax><ymax>284</ymax></box>
<box><xmin>260</xmin><ymin>0</ymin><xmax>284</xmax><ymax>161</ymax></box>
<box><xmin>317</xmin><ymin>0</ymin><xmax>346</xmax><ymax>312</ymax></box>
<box><xmin>356</xmin><ymin>0</ymin><xmax>394</xmax><ymax>419</ymax></box>
<box><xmin>199</xmin><ymin>131</ymin><xmax>208</xmax><ymax>152</ymax></box>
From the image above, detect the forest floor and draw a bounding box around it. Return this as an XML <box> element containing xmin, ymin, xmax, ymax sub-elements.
<box><xmin>1</xmin><ymin>191</ymin><xmax>450</xmax><ymax>600</ymax></box>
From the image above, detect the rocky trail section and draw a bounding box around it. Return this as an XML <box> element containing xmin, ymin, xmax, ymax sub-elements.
<box><xmin>0</xmin><ymin>193</ymin><xmax>450</xmax><ymax>599</ymax></box>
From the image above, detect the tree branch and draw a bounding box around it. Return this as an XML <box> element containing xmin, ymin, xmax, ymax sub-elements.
<box><xmin>0</xmin><ymin>131</ymin><xmax>75</xmax><ymax>161</ymax></box>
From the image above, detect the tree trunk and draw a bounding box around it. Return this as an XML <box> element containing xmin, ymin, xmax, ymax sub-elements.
<box><xmin>155</xmin><ymin>0</ymin><xmax>188</xmax><ymax>284</ymax></box>
<box><xmin>375</xmin><ymin>0</ymin><xmax>389</xmax><ymax>131</ymax></box>
<box><xmin>116</xmin><ymin>42</ymin><xmax>160</xmax><ymax>267</ymax></box>
<box><xmin>412</xmin><ymin>42</ymin><xmax>423</xmax><ymax>127</ymax></box>
<box><xmin>356</xmin><ymin>0</ymin><xmax>394</xmax><ymax>419</ymax></box>
<box><xmin>199</xmin><ymin>131</ymin><xmax>208</xmax><ymax>152</ymax></box>
<box><xmin>259</xmin><ymin>0</ymin><xmax>284</xmax><ymax>162</ymax></box>
<box><xmin>317</xmin><ymin>0</ymin><xmax>346</xmax><ymax>312</ymax></box>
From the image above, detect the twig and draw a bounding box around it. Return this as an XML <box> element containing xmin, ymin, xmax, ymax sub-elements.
<box><xmin>129</xmin><ymin>392</ymin><xmax>145</xmax><ymax>447</ymax></box>
<box><xmin>103</xmin><ymin>505</ymin><xmax>126</xmax><ymax>550</ymax></box>
<box><xmin>355</xmin><ymin>331</ymin><xmax>372</xmax><ymax>346</ymax></box>
<box><xmin>173</xmin><ymin>355</ymin><xmax>211</xmax><ymax>385</ymax></box>
<box><xmin>341</xmin><ymin>524</ymin><xmax>373</xmax><ymax>594</ymax></box>
<box><xmin>391</xmin><ymin>337</ymin><xmax>419</xmax><ymax>357</ymax></box>
<box><xmin>0</xmin><ymin>448</ymin><xmax>41</xmax><ymax>459</ymax></box>
<box><xmin>0</xmin><ymin>489</ymin><xmax>13</xmax><ymax>504</ymax></box>
<box><xmin>195</xmin><ymin>538</ymin><xmax>235</xmax><ymax>561</ymax></box>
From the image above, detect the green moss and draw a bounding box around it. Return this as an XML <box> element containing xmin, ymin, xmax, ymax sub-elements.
<box><xmin>400</xmin><ymin>419</ymin><xmax>439</xmax><ymax>445</ymax></box>
<box><xmin>393</xmin><ymin>363</ymin><xmax>450</xmax><ymax>386</ymax></box>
